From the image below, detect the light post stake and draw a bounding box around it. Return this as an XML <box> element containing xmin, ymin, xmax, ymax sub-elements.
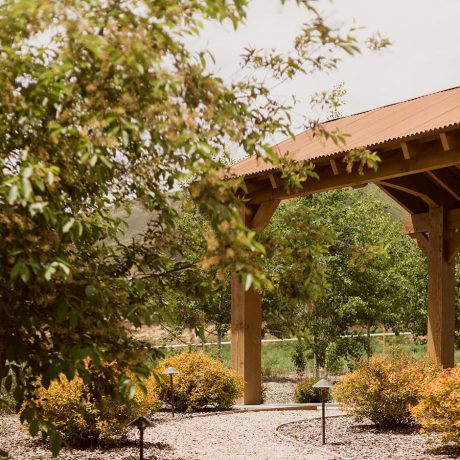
<box><xmin>170</xmin><ymin>373</ymin><xmax>174</xmax><ymax>417</ymax></box>
<box><xmin>139</xmin><ymin>425</ymin><xmax>144</xmax><ymax>460</ymax></box>
<box><xmin>128</xmin><ymin>416</ymin><xmax>155</xmax><ymax>460</ymax></box>
<box><xmin>162</xmin><ymin>367</ymin><xmax>179</xmax><ymax>417</ymax></box>
<box><xmin>313</xmin><ymin>378</ymin><xmax>334</xmax><ymax>445</ymax></box>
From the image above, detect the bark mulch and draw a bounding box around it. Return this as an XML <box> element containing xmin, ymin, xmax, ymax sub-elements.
<box><xmin>0</xmin><ymin>414</ymin><xmax>181</xmax><ymax>460</ymax></box>
<box><xmin>277</xmin><ymin>416</ymin><xmax>460</xmax><ymax>460</ymax></box>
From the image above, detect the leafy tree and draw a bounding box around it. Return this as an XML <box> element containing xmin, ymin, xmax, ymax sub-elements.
<box><xmin>261</xmin><ymin>187</ymin><xmax>427</xmax><ymax>374</ymax></box>
<box><xmin>0</xmin><ymin>0</ymin><xmax>387</xmax><ymax>453</ymax></box>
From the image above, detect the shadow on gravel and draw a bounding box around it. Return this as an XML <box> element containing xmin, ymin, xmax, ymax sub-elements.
<box><xmin>425</xmin><ymin>445</ymin><xmax>460</xmax><ymax>459</ymax></box>
<box><xmin>263</xmin><ymin>375</ymin><xmax>297</xmax><ymax>383</ymax></box>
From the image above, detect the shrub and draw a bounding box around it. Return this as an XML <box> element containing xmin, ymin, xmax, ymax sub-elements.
<box><xmin>411</xmin><ymin>365</ymin><xmax>460</xmax><ymax>445</ymax></box>
<box><xmin>35</xmin><ymin>373</ymin><xmax>159</xmax><ymax>446</ymax></box>
<box><xmin>0</xmin><ymin>374</ymin><xmax>16</xmax><ymax>415</ymax></box>
<box><xmin>294</xmin><ymin>377</ymin><xmax>331</xmax><ymax>403</ymax></box>
<box><xmin>291</xmin><ymin>340</ymin><xmax>309</xmax><ymax>376</ymax></box>
<box><xmin>334</xmin><ymin>351</ymin><xmax>436</xmax><ymax>427</ymax></box>
<box><xmin>155</xmin><ymin>352</ymin><xmax>243</xmax><ymax>412</ymax></box>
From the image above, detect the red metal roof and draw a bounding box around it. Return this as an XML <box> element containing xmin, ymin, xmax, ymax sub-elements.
<box><xmin>231</xmin><ymin>86</ymin><xmax>460</xmax><ymax>177</ymax></box>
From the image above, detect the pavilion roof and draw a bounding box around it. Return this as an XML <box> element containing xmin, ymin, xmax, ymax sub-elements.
<box><xmin>232</xmin><ymin>86</ymin><xmax>460</xmax><ymax>177</ymax></box>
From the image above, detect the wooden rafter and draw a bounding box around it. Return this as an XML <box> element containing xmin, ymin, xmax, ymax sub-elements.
<box><xmin>250</xmin><ymin>200</ymin><xmax>280</xmax><ymax>229</ymax></box>
<box><xmin>248</xmin><ymin>142</ymin><xmax>460</xmax><ymax>204</ymax></box>
<box><xmin>376</xmin><ymin>183</ymin><xmax>426</xmax><ymax>214</ymax></box>
<box><xmin>378</xmin><ymin>175</ymin><xmax>442</xmax><ymax>207</ymax></box>
<box><xmin>427</xmin><ymin>168</ymin><xmax>460</xmax><ymax>202</ymax></box>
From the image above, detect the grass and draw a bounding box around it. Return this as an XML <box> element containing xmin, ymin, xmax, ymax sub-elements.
<box><xmin>159</xmin><ymin>335</ymin><xmax>460</xmax><ymax>377</ymax></box>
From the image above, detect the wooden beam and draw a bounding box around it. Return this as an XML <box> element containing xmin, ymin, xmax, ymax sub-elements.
<box><xmin>427</xmin><ymin>206</ymin><xmax>456</xmax><ymax>368</ymax></box>
<box><xmin>231</xmin><ymin>274</ymin><xmax>262</xmax><ymax>404</ymax></box>
<box><xmin>439</xmin><ymin>132</ymin><xmax>451</xmax><ymax>151</ymax></box>
<box><xmin>378</xmin><ymin>175</ymin><xmax>442</xmax><ymax>207</ymax></box>
<box><xmin>401</xmin><ymin>142</ymin><xmax>412</xmax><ymax>159</ymax></box>
<box><xmin>447</xmin><ymin>229</ymin><xmax>460</xmax><ymax>263</ymax></box>
<box><xmin>330</xmin><ymin>158</ymin><xmax>340</xmax><ymax>175</ymax></box>
<box><xmin>268</xmin><ymin>174</ymin><xmax>278</xmax><ymax>189</ymax></box>
<box><xmin>248</xmin><ymin>144</ymin><xmax>460</xmax><ymax>204</ymax></box>
<box><xmin>250</xmin><ymin>200</ymin><xmax>280</xmax><ymax>229</ymax></box>
<box><xmin>377</xmin><ymin>183</ymin><xmax>426</xmax><ymax>214</ymax></box>
<box><xmin>411</xmin><ymin>233</ymin><xmax>429</xmax><ymax>255</ymax></box>
<box><xmin>427</xmin><ymin>169</ymin><xmax>460</xmax><ymax>203</ymax></box>
<box><xmin>439</xmin><ymin>131</ymin><xmax>460</xmax><ymax>151</ymax></box>
<box><xmin>404</xmin><ymin>208</ymin><xmax>460</xmax><ymax>234</ymax></box>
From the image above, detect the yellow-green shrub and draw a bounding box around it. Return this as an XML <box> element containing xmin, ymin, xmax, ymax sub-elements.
<box><xmin>411</xmin><ymin>365</ymin><xmax>460</xmax><ymax>445</ymax></box>
<box><xmin>334</xmin><ymin>351</ymin><xmax>436</xmax><ymax>427</ymax></box>
<box><xmin>156</xmin><ymin>352</ymin><xmax>243</xmax><ymax>412</ymax></box>
<box><xmin>294</xmin><ymin>377</ymin><xmax>331</xmax><ymax>403</ymax></box>
<box><xmin>35</xmin><ymin>373</ymin><xmax>159</xmax><ymax>446</ymax></box>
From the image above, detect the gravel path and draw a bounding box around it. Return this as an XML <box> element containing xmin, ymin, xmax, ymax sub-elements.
<box><xmin>149</xmin><ymin>409</ymin><xmax>343</xmax><ymax>460</ymax></box>
<box><xmin>0</xmin><ymin>410</ymin><xmax>343</xmax><ymax>460</ymax></box>
<box><xmin>278</xmin><ymin>416</ymin><xmax>460</xmax><ymax>460</ymax></box>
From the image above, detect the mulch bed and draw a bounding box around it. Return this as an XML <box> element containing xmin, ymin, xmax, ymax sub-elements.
<box><xmin>277</xmin><ymin>416</ymin><xmax>460</xmax><ymax>460</ymax></box>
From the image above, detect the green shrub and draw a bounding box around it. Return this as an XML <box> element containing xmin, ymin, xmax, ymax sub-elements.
<box><xmin>156</xmin><ymin>352</ymin><xmax>243</xmax><ymax>412</ymax></box>
<box><xmin>291</xmin><ymin>340</ymin><xmax>309</xmax><ymax>375</ymax></box>
<box><xmin>411</xmin><ymin>365</ymin><xmax>460</xmax><ymax>445</ymax></box>
<box><xmin>35</xmin><ymin>372</ymin><xmax>159</xmax><ymax>446</ymax></box>
<box><xmin>294</xmin><ymin>377</ymin><xmax>331</xmax><ymax>403</ymax></box>
<box><xmin>334</xmin><ymin>351</ymin><xmax>436</xmax><ymax>427</ymax></box>
<box><xmin>0</xmin><ymin>374</ymin><xmax>16</xmax><ymax>415</ymax></box>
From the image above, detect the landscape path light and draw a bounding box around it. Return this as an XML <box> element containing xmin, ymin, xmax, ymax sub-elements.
<box><xmin>128</xmin><ymin>415</ymin><xmax>155</xmax><ymax>460</ymax></box>
<box><xmin>312</xmin><ymin>378</ymin><xmax>334</xmax><ymax>445</ymax></box>
<box><xmin>162</xmin><ymin>366</ymin><xmax>179</xmax><ymax>417</ymax></box>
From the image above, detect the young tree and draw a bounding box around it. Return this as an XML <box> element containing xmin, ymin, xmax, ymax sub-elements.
<box><xmin>260</xmin><ymin>187</ymin><xmax>427</xmax><ymax>374</ymax></box>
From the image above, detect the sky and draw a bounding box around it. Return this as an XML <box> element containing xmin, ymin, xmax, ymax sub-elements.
<box><xmin>193</xmin><ymin>0</ymin><xmax>460</xmax><ymax>136</ymax></box>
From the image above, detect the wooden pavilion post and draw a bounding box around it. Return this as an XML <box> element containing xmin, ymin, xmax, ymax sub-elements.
<box><xmin>408</xmin><ymin>207</ymin><xmax>460</xmax><ymax>367</ymax></box>
<box><xmin>231</xmin><ymin>200</ymin><xmax>280</xmax><ymax>404</ymax></box>
<box><xmin>427</xmin><ymin>207</ymin><xmax>457</xmax><ymax>367</ymax></box>
<box><xmin>231</xmin><ymin>277</ymin><xmax>262</xmax><ymax>404</ymax></box>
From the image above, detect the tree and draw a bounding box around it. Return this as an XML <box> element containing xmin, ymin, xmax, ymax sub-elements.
<box><xmin>260</xmin><ymin>187</ymin><xmax>427</xmax><ymax>374</ymax></box>
<box><xmin>0</xmin><ymin>0</ymin><xmax>387</xmax><ymax>454</ymax></box>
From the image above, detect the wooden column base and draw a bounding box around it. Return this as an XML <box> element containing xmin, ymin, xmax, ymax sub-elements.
<box><xmin>231</xmin><ymin>275</ymin><xmax>262</xmax><ymax>404</ymax></box>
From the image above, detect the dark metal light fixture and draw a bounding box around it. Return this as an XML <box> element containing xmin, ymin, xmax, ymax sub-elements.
<box><xmin>162</xmin><ymin>366</ymin><xmax>179</xmax><ymax>417</ymax></box>
<box><xmin>312</xmin><ymin>378</ymin><xmax>334</xmax><ymax>445</ymax></box>
<box><xmin>128</xmin><ymin>416</ymin><xmax>155</xmax><ymax>460</ymax></box>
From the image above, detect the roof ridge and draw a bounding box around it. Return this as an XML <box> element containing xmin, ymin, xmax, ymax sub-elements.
<box><xmin>323</xmin><ymin>84</ymin><xmax>460</xmax><ymax>125</ymax></box>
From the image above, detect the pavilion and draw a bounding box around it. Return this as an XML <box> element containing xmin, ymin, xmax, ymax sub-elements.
<box><xmin>230</xmin><ymin>86</ymin><xmax>460</xmax><ymax>404</ymax></box>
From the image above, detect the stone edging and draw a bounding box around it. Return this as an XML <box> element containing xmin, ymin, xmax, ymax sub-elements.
<box><xmin>274</xmin><ymin>415</ymin><xmax>351</xmax><ymax>460</ymax></box>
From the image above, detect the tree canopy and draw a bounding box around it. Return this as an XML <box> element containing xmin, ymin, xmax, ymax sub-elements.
<box><xmin>0</xmin><ymin>0</ymin><xmax>388</xmax><ymax>454</ymax></box>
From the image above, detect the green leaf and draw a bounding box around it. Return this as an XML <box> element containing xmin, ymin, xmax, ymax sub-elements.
<box><xmin>49</xmin><ymin>432</ymin><xmax>62</xmax><ymax>457</ymax></box>
<box><xmin>7</xmin><ymin>185</ymin><xmax>18</xmax><ymax>205</ymax></box>
<box><xmin>62</xmin><ymin>218</ymin><xmax>75</xmax><ymax>233</ymax></box>
<box><xmin>22</xmin><ymin>177</ymin><xmax>33</xmax><ymax>199</ymax></box>
<box><xmin>29</xmin><ymin>419</ymin><xmax>39</xmax><ymax>437</ymax></box>
<box><xmin>85</xmin><ymin>285</ymin><xmax>97</xmax><ymax>298</ymax></box>
<box><xmin>0</xmin><ymin>448</ymin><xmax>8</xmax><ymax>457</ymax></box>
<box><xmin>128</xmin><ymin>384</ymin><xmax>136</xmax><ymax>400</ymax></box>
<box><xmin>244</xmin><ymin>273</ymin><xmax>253</xmax><ymax>291</ymax></box>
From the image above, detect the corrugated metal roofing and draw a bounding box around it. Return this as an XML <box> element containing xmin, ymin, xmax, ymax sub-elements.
<box><xmin>231</xmin><ymin>86</ymin><xmax>460</xmax><ymax>177</ymax></box>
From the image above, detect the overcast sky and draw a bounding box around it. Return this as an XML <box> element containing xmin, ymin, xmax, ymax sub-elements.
<box><xmin>193</xmin><ymin>0</ymin><xmax>460</xmax><ymax>134</ymax></box>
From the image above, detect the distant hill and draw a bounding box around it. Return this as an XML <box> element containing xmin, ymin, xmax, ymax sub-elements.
<box><xmin>116</xmin><ymin>184</ymin><xmax>408</xmax><ymax>241</ymax></box>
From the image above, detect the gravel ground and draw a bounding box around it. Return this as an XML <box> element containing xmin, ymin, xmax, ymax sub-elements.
<box><xmin>150</xmin><ymin>409</ymin><xmax>341</xmax><ymax>460</ymax></box>
<box><xmin>278</xmin><ymin>416</ymin><xmax>460</xmax><ymax>460</ymax></box>
<box><xmin>0</xmin><ymin>410</ymin><xmax>340</xmax><ymax>460</ymax></box>
<box><xmin>263</xmin><ymin>376</ymin><xmax>297</xmax><ymax>404</ymax></box>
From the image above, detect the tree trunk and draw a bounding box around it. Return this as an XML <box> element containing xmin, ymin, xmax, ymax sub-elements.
<box><xmin>366</xmin><ymin>324</ymin><xmax>371</xmax><ymax>359</ymax></box>
<box><xmin>216</xmin><ymin>327</ymin><xmax>223</xmax><ymax>360</ymax></box>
